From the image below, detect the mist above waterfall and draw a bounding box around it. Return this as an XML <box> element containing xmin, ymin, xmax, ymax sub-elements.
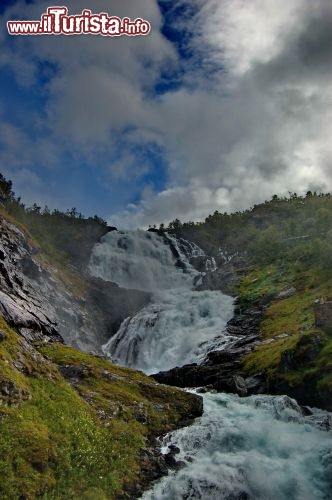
<box><xmin>89</xmin><ymin>230</ymin><xmax>234</xmax><ymax>373</ymax></box>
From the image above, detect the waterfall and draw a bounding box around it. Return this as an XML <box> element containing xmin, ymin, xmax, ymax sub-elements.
<box><xmin>142</xmin><ymin>392</ymin><xmax>332</xmax><ymax>500</ymax></box>
<box><xmin>89</xmin><ymin>230</ymin><xmax>332</xmax><ymax>499</ymax></box>
<box><xmin>89</xmin><ymin>230</ymin><xmax>234</xmax><ymax>373</ymax></box>
<box><xmin>89</xmin><ymin>230</ymin><xmax>193</xmax><ymax>292</ymax></box>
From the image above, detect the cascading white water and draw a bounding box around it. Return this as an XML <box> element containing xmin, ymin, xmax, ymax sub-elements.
<box><xmin>89</xmin><ymin>230</ymin><xmax>234</xmax><ymax>373</ymax></box>
<box><xmin>89</xmin><ymin>230</ymin><xmax>192</xmax><ymax>292</ymax></box>
<box><xmin>142</xmin><ymin>392</ymin><xmax>332</xmax><ymax>500</ymax></box>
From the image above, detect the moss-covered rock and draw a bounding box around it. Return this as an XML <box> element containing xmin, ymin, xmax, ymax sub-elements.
<box><xmin>238</xmin><ymin>261</ymin><xmax>332</xmax><ymax>409</ymax></box>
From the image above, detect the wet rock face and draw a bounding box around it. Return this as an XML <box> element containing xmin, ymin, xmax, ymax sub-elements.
<box><xmin>85</xmin><ymin>277</ymin><xmax>151</xmax><ymax>342</ymax></box>
<box><xmin>0</xmin><ymin>218</ymin><xmax>62</xmax><ymax>343</ymax></box>
<box><xmin>197</xmin><ymin>253</ymin><xmax>249</xmax><ymax>295</ymax></box>
<box><xmin>123</xmin><ymin>448</ymin><xmax>169</xmax><ymax>498</ymax></box>
<box><xmin>0</xmin><ymin>217</ymin><xmax>104</xmax><ymax>351</ymax></box>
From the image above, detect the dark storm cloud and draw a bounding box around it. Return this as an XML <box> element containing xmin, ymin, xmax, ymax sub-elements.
<box><xmin>259</xmin><ymin>7</ymin><xmax>332</xmax><ymax>85</ymax></box>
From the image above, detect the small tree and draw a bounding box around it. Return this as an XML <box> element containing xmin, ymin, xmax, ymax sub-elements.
<box><xmin>168</xmin><ymin>218</ymin><xmax>182</xmax><ymax>231</ymax></box>
<box><xmin>0</xmin><ymin>173</ymin><xmax>14</xmax><ymax>203</ymax></box>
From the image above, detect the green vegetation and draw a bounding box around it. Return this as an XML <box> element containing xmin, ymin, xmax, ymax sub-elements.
<box><xmin>1</xmin><ymin>174</ymin><xmax>201</xmax><ymax>498</ymax></box>
<box><xmin>236</xmin><ymin>258</ymin><xmax>332</xmax><ymax>408</ymax></box>
<box><xmin>1</xmin><ymin>172</ymin><xmax>108</xmax><ymax>272</ymax></box>
<box><xmin>165</xmin><ymin>192</ymin><xmax>332</xmax><ymax>271</ymax></box>
<box><xmin>2</xmin><ymin>170</ymin><xmax>332</xmax><ymax>498</ymax></box>
<box><xmin>0</xmin><ymin>317</ymin><xmax>198</xmax><ymax>499</ymax></box>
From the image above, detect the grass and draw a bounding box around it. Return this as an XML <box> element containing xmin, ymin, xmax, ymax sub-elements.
<box><xmin>0</xmin><ymin>319</ymin><xmax>199</xmax><ymax>499</ymax></box>
<box><xmin>0</xmin><ymin>374</ymin><xmax>141</xmax><ymax>499</ymax></box>
<box><xmin>243</xmin><ymin>334</ymin><xmax>300</xmax><ymax>377</ymax></box>
<box><xmin>39</xmin><ymin>343</ymin><xmax>200</xmax><ymax>436</ymax></box>
<box><xmin>237</xmin><ymin>263</ymin><xmax>287</xmax><ymax>308</ymax></box>
<box><xmin>1</xmin><ymin>206</ymin><xmax>201</xmax><ymax>497</ymax></box>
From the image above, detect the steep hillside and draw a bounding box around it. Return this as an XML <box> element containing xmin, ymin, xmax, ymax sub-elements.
<box><xmin>1</xmin><ymin>171</ymin><xmax>332</xmax><ymax>498</ymax></box>
<box><xmin>237</xmin><ymin>259</ymin><xmax>332</xmax><ymax>409</ymax></box>
<box><xmin>0</xmin><ymin>206</ymin><xmax>202</xmax><ymax>499</ymax></box>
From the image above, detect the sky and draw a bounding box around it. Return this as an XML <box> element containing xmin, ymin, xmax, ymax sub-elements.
<box><xmin>0</xmin><ymin>0</ymin><xmax>331</xmax><ymax>228</ymax></box>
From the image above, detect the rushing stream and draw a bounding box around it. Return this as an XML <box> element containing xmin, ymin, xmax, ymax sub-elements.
<box><xmin>143</xmin><ymin>392</ymin><xmax>332</xmax><ymax>500</ymax></box>
<box><xmin>89</xmin><ymin>230</ymin><xmax>332</xmax><ymax>499</ymax></box>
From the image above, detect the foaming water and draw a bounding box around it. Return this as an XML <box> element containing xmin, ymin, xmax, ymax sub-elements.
<box><xmin>89</xmin><ymin>230</ymin><xmax>234</xmax><ymax>373</ymax></box>
<box><xmin>103</xmin><ymin>288</ymin><xmax>234</xmax><ymax>374</ymax></box>
<box><xmin>142</xmin><ymin>392</ymin><xmax>332</xmax><ymax>500</ymax></box>
<box><xmin>89</xmin><ymin>230</ymin><xmax>194</xmax><ymax>292</ymax></box>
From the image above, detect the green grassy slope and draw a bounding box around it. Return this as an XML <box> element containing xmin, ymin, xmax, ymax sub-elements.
<box><xmin>238</xmin><ymin>261</ymin><xmax>332</xmax><ymax>409</ymax></box>
<box><xmin>0</xmin><ymin>316</ymin><xmax>200</xmax><ymax>499</ymax></box>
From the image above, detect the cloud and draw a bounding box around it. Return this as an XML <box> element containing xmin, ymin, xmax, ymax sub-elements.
<box><xmin>2</xmin><ymin>0</ymin><xmax>175</xmax><ymax>136</ymax></box>
<box><xmin>0</xmin><ymin>0</ymin><xmax>176</xmax><ymax>207</ymax></box>
<box><xmin>111</xmin><ymin>0</ymin><xmax>332</xmax><ymax>227</ymax></box>
<box><xmin>1</xmin><ymin>0</ymin><xmax>331</xmax><ymax>226</ymax></box>
<box><xmin>0</xmin><ymin>121</ymin><xmax>60</xmax><ymax>170</ymax></box>
<box><xmin>190</xmin><ymin>0</ymin><xmax>306</xmax><ymax>76</ymax></box>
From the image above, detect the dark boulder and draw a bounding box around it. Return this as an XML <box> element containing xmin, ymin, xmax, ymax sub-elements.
<box><xmin>0</xmin><ymin>380</ymin><xmax>30</xmax><ymax>405</ymax></box>
<box><xmin>59</xmin><ymin>364</ymin><xmax>90</xmax><ymax>383</ymax></box>
<box><xmin>140</xmin><ymin>447</ymin><xmax>168</xmax><ymax>481</ymax></box>
<box><xmin>279</xmin><ymin>334</ymin><xmax>323</xmax><ymax>373</ymax></box>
